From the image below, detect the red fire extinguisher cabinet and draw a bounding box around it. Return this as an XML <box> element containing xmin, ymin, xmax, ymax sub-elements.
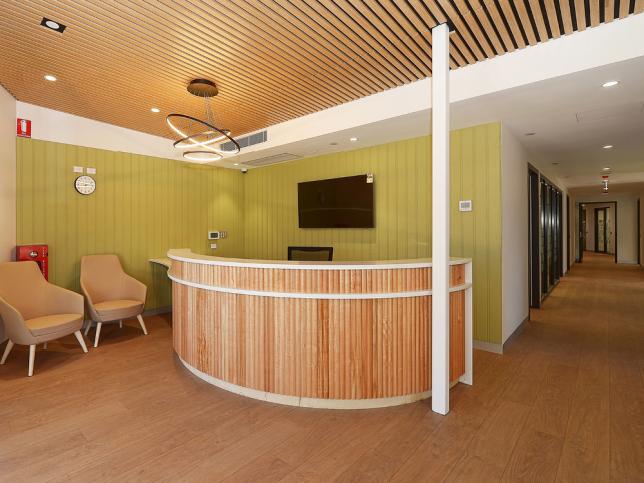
<box><xmin>16</xmin><ymin>244</ymin><xmax>49</xmax><ymax>280</ymax></box>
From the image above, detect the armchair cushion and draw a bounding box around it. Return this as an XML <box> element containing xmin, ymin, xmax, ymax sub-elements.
<box><xmin>93</xmin><ymin>299</ymin><xmax>143</xmax><ymax>321</ymax></box>
<box><xmin>80</xmin><ymin>255</ymin><xmax>147</xmax><ymax>306</ymax></box>
<box><xmin>0</xmin><ymin>261</ymin><xmax>84</xmax><ymax>345</ymax></box>
<box><xmin>26</xmin><ymin>313</ymin><xmax>83</xmax><ymax>337</ymax></box>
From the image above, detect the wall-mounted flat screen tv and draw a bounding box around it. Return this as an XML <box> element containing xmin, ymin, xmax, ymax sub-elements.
<box><xmin>298</xmin><ymin>174</ymin><xmax>374</xmax><ymax>228</ymax></box>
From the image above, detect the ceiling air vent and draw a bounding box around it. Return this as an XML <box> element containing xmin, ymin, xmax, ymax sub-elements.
<box><xmin>221</xmin><ymin>130</ymin><xmax>267</xmax><ymax>151</ymax></box>
<box><xmin>242</xmin><ymin>153</ymin><xmax>300</xmax><ymax>167</ymax></box>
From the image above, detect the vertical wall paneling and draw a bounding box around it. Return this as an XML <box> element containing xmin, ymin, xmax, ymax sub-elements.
<box><xmin>16</xmin><ymin>138</ymin><xmax>245</xmax><ymax>309</ymax></box>
<box><xmin>17</xmin><ymin>122</ymin><xmax>501</xmax><ymax>343</ymax></box>
<box><xmin>244</xmin><ymin>123</ymin><xmax>502</xmax><ymax>344</ymax></box>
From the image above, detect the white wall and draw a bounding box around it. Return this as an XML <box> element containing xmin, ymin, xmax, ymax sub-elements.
<box><xmin>0</xmin><ymin>84</ymin><xmax>17</xmax><ymax>342</ymax></box>
<box><xmin>16</xmin><ymin>102</ymin><xmax>178</xmax><ymax>160</ymax></box>
<box><xmin>501</xmin><ymin>126</ymin><xmax>574</xmax><ymax>344</ymax></box>
<box><xmin>577</xmin><ymin>194</ymin><xmax>640</xmax><ymax>264</ymax></box>
<box><xmin>500</xmin><ymin>126</ymin><xmax>530</xmax><ymax>344</ymax></box>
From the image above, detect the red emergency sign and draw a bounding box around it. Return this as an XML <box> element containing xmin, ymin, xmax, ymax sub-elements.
<box><xmin>17</xmin><ymin>118</ymin><xmax>31</xmax><ymax>138</ymax></box>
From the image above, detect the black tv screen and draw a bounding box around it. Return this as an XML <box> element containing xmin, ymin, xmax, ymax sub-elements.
<box><xmin>298</xmin><ymin>174</ymin><xmax>374</xmax><ymax>228</ymax></box>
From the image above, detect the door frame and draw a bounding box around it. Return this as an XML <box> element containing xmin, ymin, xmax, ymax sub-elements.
<box><xmin>638</xmin><ymin>198</ymin><xmax>641</xmax><ymax>266</ymax></box>
<box><xmin>537</xmin><ymin>171</ymin><xmax>564</xmax><ymax>303</ymax></box>
<box><xmin>594</xmin><ymin>207</ymin><xmax>608</xmax><ymax>253</ymax></box>
<box><xmin>578</xmin><ymin>203</ymin><xmax>585</xmax><ymax>262</ymax></box>
<box><xmin>566</xmin><ymin>194</ymin><xmax>571</xmax><ymax>271</ymax></box>
<box><xmin>578</xmin><ymin>201</ymin><xmax>618</xmax><ymax>263</ymax></box>
<box><xmin>528</xmin><ymin>166</ymin><xmax>540</xmax><ymax>309</ymax></box>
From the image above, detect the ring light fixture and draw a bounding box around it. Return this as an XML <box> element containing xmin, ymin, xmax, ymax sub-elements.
<box><xmin>166</xmin><ymin>79</ymin><xmax>241</xmax><ymax>163</ymax></box>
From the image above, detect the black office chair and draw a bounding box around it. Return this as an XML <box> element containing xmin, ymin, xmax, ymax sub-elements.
<box><xmin>288</xmin><ymin>246</ymin><xmax>334</xmax><ymax>262</ymax></box>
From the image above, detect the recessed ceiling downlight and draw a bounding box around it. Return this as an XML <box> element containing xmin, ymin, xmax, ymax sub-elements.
<box><xmin>602</xmin><ymin>80</ymin><xmax>619</xmax><ymax>88</ymax></box>
<box><xmin>603</xmin><ymin>145</ymin><xmax>613</xmax><ymax>149</ymax></box>
<box><xmin>602</xmin><ymin>167</ymin><xmax>611</xmax><ymax>171</ymax></box>
<box><xmin>40</xmin><ymin>17</ymin><xmax>66</xmax><ymax>33</ymax></box>
<box><xmin>44</xmin><ymin>74</ymin><xmax>57</xmax><ymax>82</ymax></box>
<box><xmin>349</xmin><ymin>137</ymin><xmax>358</xmax><ymax>142</ymax></box>
<box><xmin>150</xmin><ymin>107</ymin><xmax>160</xmax><ymax>113</ymax></box>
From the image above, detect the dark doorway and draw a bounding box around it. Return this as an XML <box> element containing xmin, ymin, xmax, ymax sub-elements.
<box><xmin>528</xmin><ymin>167</ymin><xmax>540</xmax><ymax>308</ymax></box>
<box><xmin>566</xmin><ymin>195</ymin><xmax>571</xmax><ymax>271</ymax></box>
<box><xmin>638</xmin><ymin>198</ymin><xmax>641</xmax><ymax>265</ymax></box>
<box><xmin>577</xmin><ymin>201</ymin><xmax>618</xmax><ymax>263</ymax></box>
<box><xmin>578</xmin><ymin>203</ymin><xmax>586</xmax><ymax>262</ymax></box>
<box><xmin>594</xmin><ymin>207</ymin><xmax>608</xmax><ymax>253</ymax></box>
<box><xmin>528</xmin><ymin>171</ymin><xmax>564</xmax><ymax>305</ymax></box>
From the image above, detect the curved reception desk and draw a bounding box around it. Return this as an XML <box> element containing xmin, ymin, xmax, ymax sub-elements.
<box><xmin>167</xmin><ymin>249</ymin><xmax>472</xmax><ymax>409</ymax></box>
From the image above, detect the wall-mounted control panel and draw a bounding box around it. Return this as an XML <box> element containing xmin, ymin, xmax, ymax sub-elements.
<box><xmin>208</xmin><ymin>230</ymin><xmax>227</xmax><ymax>240</ymax></box>
<box><xmin>459</xmin><ymin>200</ymin><xmax>473</xmax><ymax>212</ymax></box>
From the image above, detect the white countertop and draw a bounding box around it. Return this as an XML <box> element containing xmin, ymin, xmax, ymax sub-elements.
<box><xmin>166</xmin><ymin>249</ymin><xmax>471</xmax><ymax>270</ymax></box>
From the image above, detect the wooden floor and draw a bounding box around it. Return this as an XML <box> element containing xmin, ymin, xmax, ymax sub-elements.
<box><xmin>1</xmin><ymin>251</ymin><xmax>642</xmax><ymax>482</ymax></box>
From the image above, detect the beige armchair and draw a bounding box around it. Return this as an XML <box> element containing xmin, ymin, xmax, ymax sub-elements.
<box><xmin>80</xmin><ymin>254</ymin><xmax>148</xmax><ymax>347</ymax></box>
<box><xmin>0</xmin><ymin>261</ymin><xmax>88</xmax><ymax>376</ymax></box>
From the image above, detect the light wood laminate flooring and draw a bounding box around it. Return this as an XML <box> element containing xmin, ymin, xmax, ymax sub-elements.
<box><xmin>1</xmin><ymin>252</ymin><xmax>642</xmax><ymax>481</ymax></box>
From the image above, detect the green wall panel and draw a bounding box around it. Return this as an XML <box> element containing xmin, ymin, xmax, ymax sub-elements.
<box><xmin>243</xmin><ymin>123</ymin><xmax>502</xmax><ymax>343</ymax></box>
<box><xmin>16</xmin><ymin>122</ymin><xmax>502</xmax><ymax>343</ymax></box>
<box><xmin>16</xmin><ymin>138</ymin><xmax>245</xmax><ymax>310</ymax></box>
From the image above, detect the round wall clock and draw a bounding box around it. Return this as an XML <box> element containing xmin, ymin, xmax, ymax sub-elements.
<box><xmin>74</xmin><ymin>175</ymin><xmax>96</xmax><ymax>195</ymax></box>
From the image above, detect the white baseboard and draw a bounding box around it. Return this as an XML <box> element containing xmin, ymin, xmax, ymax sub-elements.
<box><xmin>503</xmin><ymin>315</ymin><xmax>530</xmax><ymax>346</ymax></box>
<box><xmin>473</xmin><ymin>339</ymin><xmax>503</xmax><ymax>354</ymax></box>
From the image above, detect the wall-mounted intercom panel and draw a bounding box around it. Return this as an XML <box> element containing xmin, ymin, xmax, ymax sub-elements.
<box><xmin>208</xmin><ymin>230</ymin><xmax>227</xmax><ymax>240</ymax></box>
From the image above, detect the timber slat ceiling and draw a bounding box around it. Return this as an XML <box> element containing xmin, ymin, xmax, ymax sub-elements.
<box><xmin>0</xmin><ymin>0</ymin><xmax>641</xmax><ymax>138</ymax></box>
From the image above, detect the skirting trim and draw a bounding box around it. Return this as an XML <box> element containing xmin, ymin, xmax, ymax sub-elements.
<box><xmin>178</xmin><ymin>355</ymin><xmax>438</xmax><ymax>409</ymax></box>
<box><xmin>473</xmin><ymin>339</ymin><xmax>503</xmax><ymax>354</ymax></box>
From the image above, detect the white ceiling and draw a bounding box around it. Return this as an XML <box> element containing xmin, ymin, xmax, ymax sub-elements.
<box><xmin>226</xmin><ymin>54</ymin><xmax>644</xmax><ymax>192</ymax></box>
<box><xmin>495</xmin><ymin>55</ymin><xmax>644</xmax><ymax>188</ymax></box>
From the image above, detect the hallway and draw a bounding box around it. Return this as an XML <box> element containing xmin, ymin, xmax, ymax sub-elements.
<box><xmin>494</xmin><ymin>251</ymin><xmax>644</xmax><ymax>482</ymax></box>
<box><xmin>0</xmin><ymin>253</ymin><xmax>643</xmax><ymax>481</ymax></box>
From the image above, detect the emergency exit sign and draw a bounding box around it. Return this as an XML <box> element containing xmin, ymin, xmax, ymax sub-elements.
<box><xmin>16</xmin><ymin>118</ymin><xmax>31</xmax><ymax>138</ymax></box>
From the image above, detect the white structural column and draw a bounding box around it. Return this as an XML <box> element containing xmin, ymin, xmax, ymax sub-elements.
<box><xmin>431</xmin><ymin>22</ymin><xmax>451</xmax><ymax>415</ymax></box>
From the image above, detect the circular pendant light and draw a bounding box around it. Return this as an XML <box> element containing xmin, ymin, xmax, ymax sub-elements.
<box><xmin>167</xmin><ymin>79</ymin><xmax>241</xmax><ymax>162</ymax></box>
<box><xmin>183</xmin><ymin>151</ymin><xmax>223</xmax><ymax>162</ymax></box>
<box><xmin>166</xmin><ymin>114</ymin><xmax>236</xmax><ymax>152</ymax></box>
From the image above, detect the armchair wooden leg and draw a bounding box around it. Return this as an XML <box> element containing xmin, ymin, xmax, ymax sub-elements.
<box><xmin>137</xmin><ymin>314</ymin><xmax>148</xmax><ymax>335</ymax></box>
<box><xmin>28</xmin><ymin>345</ymin><xmax>35</xmax><ymax>377</ymax></box>
<box><xmin>74</xmin><ymin>331</ymin><xmax>89</xmax><ymax>353</ymax></box>
<box><xmin>1</xmin><ymin>340</ymin><xmax>14</xmax><ymax>365</ymax></box>
<box><xmin>94</xmin><ymin>322</ymin><xmax>102</xmax><ymax>348</ymax></box>
<box><xmin>119</xmin><ymin>320</ymin><xmax>123</xmax><ymax>329</ymax></box>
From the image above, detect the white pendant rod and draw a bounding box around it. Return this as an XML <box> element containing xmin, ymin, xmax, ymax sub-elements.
<box><xmin>431</xmin><ymin>22</ymin><xmax>451</xmax><ymax>416</ymax></box>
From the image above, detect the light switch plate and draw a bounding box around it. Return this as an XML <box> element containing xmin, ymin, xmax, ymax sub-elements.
<box><xmin>86</xmin><ymin>167</ymin><xmax>96</xmax><ymax>174</ymax></box>
<box><xmin>210</xmin><ymin>243</ymin><xmax>217</xmax><ymax>249</ymax></box>
<box><xmin>73</xmin><ymin>166</ymin><xmax>83</xmax><ymax>173</ymax></box>
<box><xmin>459</xmin><ymin>200</ymin><xmax>473</xmax><ymax>212</ymax></box>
